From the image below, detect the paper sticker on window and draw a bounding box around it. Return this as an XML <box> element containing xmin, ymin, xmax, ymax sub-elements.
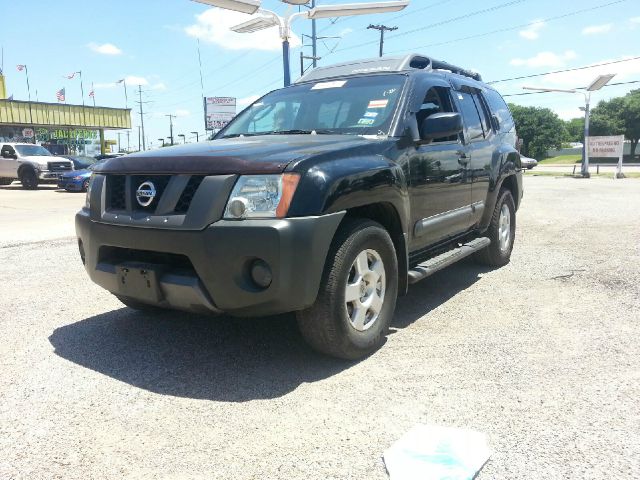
<box><xmin>368</xmin><ymin>99</ymin><xmax>388</xmax><ymax>109</ymax></box>
<box><xmin>364</xmin><ymin>111</ymin><xmax>379</xmax><ymax>118</ymax></box>
<box><xmin>358</xmin><ymin>118</ymin><xmax>375</xmax><ymax>126</ymax></box>
<box><xmin>458</xmin><ymin>94</ymin><xmax>464</xmax><ymax>100</ymax></box>
<box><xmin>311</xmin><ymin>80</ymin><xmax>347</xmax><ymax>90</ymax></box>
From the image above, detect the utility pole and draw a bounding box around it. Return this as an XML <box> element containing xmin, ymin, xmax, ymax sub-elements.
<box><xmin>311</xmin><ymin>0</ymin><xmax>317</xmax><ymax>68</ymax></box>
<box><xmin>126</xmin><ymin>130</ymin><xmax>130</xmax><ymax>152</ymax></box>
<box><xmin>367</xmin><ymin>24</ymin><xmax>397</xmax><ymax>57</ymax></box>
<box><xmin>138</xmin><ymin>85</ymin><xmax>146</xmax><ymax>150</ymax></box>
<box><xmin>138</xmin><ymin>126</ymin><xmax>142</xmax><ymax>151</ymax></box>
<box><xmin>165</xmin><ymin>114</ymin><xmax>176</xmax><ymax>146</ymax></box>
<box><xmin>117</xmin><ymin>132</ymin><xmax>122</xmax><ymax>152</ymax></box>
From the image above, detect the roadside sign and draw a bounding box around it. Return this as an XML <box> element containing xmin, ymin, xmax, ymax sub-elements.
<box><xmin>204</xmin><ymin>97</ymin><xmax>236</xmax><ymax>131</ymax></box>
<box><xmin>22</xmin><ymin>128</ymin><xmax>34</xmax><ymax>138</ymax></box>
<box><xmin>587</xmin><ymin>135</ymin><xmax>625</xmax><ymax>179</ymax></box>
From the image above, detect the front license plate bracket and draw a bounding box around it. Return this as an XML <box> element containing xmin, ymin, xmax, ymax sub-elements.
<box><xmin>116</xmin><ymin>264</ymin><xmax>164</xmax><ymax>302</ymax></box>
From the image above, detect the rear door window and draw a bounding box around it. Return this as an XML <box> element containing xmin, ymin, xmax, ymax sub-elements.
<box><xmin>456</xmin><ymin>92</ymin><xmax>485</xmax><ymax>142</ymax></box>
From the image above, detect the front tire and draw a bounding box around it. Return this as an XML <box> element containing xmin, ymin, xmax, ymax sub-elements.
<box><xmin>19</xmin><ymin>167</ymin><xmax>38</xmax><ymax>190</ymax></box>
<box><xmin>82</xmin><ymin>179</ymin><xmax>90</xmax><ymax>192</ymax></box>
<box><xmin>474</xmin><ymin>188</ymin><xmax>516</xmax><ymax>267</ymax></box>
<box><xmin>296</xmin><ymin>218</ymin><xmax>398</xmax><ymax>360</ymax></box>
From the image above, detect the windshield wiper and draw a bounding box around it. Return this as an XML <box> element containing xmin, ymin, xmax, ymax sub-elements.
<box><xmin>262</xmin><ymin>129</ymin><xmax>335</xmax><ymax>135</ymax></box>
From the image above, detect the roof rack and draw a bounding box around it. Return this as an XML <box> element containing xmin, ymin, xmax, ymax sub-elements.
<box><xmin>296</xmin><ymin>54</ymin><xmax>482</xmax><ymax>83</ymax></box>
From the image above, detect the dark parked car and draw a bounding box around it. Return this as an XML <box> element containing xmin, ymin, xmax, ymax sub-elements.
<box><xmin>76</xmin><ymin>54</ymin><xmax>523</xmax><ymax>359</ymax></box>
<box><xmin>58</xmin><ymin>160</ymin><xmax>104</xmax><ymax>192</ymax></box>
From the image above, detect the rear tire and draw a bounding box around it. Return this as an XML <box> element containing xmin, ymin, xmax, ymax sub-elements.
<box><xmin>296</xmin><ymin>218</ymin><xmax>398</xmax><ymax>360</ymax></box>
<box><xmin>474</xmin><ymin>188</ymin><xmax>516</xmax><ymax>267</ymax></box>
<box><xmin>19</xmin><ymin>167</ymin><xmax>38</xmax><ymax>190</ymax></box>
<box><xmin>0</xmin><ymin>178</ymin><xmax>13</xmax><ymax>186</ymax></box>
<box><xmin>115</xmin><ymin>294</ymin><xmax>165</xmax><ymax>313</ymax></box>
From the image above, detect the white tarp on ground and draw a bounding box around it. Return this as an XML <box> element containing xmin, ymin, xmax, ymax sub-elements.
<box><xmin>384</xmin><ymin>425</ymin><xmax>492</xmax><ymax>480</ymax></box>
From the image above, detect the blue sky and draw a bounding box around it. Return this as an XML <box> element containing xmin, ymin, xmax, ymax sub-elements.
<box><xmin>3</xmin><ymin>0</ymin><xmax>639</xmax><ymax>149</ymax></box>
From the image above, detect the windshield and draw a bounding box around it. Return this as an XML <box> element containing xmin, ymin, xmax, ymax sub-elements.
<box><xmin>220</xmin><ymin>74</ymin><xmax>406</xmax><ymax>138</ymax></box>
<box><xmin>15</xmin><ymin>145</ymin><xmax>52</xmax><ymax>157</ymax></box>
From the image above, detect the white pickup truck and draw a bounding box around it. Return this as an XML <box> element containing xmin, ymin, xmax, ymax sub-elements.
<box><xmin>0</xmin><ymin>143</ymin><xmax>73</xmax><ymax>189</ymax></box>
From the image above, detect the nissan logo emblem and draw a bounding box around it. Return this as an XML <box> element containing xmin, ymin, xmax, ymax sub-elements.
<box><xmin>136</xmin><ymin>181</ymin><xmax>156</xmax><ymax>207</ymax></box>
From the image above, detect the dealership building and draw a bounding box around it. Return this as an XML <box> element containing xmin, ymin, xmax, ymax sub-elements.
<box><xmin>0</xmin><ymin>74</ymin><xmax>130</xmax><ymax>156</ymax></box>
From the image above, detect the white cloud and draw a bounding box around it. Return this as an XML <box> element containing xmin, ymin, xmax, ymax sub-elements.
<box><xmin>510</xmin><ymin>51</ymin><xmax>577</xmax><ymax>68</ymax></box>
<box><xmin>519</xmin><ymin>20</ymin><xmax>545</xmax><ymax>40</ymax></box>
<box><xmin>125</xmin><ymin>75</ymin><xmax>149</xmax><ymax>86</ymax></box>
<box><xmin>631</xmin><ymin>17</ymin><xmax>640</xmax><ymax>24</ymax></box>
<box><xmin>88</xmin><ymin>42</ymin><xmax>122</xmax><ymax>55</ymax></box>
<box><xmin>582</xmin><ymin>24</ymin><xmax>612</xmax><ymax>35</ymax></box>
<box><xmin>150</xmin><ymin>82</ymin><xmax>167</xmax><ymax>91</ymax></box>
<box><xmin>175</xmin><ymin>109</ymin><xmax>191</xmax><ymax>117</ymax></box>
<box><xmin>185</xmin><ymin>8</ymin><xmax>300</xmax><ymax>51</ymax></box>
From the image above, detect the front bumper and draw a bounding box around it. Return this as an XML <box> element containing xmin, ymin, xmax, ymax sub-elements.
<box><xmin>39</xmin><ymin>170</ymin><xmax>68</xmax><ymax>181</ymax></box>
<box><xmin>58</xmin><ymin>178</ymin><xmax>84</xmax><ymax>190</ymax></box>
<box><xmin>75</xmin><ymin>210</ymin><xmax>345</xmax><ymax>316</ymax></box>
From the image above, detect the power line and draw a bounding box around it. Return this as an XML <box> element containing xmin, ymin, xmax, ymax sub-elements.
<box><xmin>385</xmin><ymin>0</ymin><xmax>628</xmax><ymax>56</ymax></box>
<box><xmin>330</xmin><ymin>0</ymin><xmax>527</xmax><ymax>55</ymax></box>
<box><xmin>487</xmin><ymin>56</ymin><xmax>640</xmax><ymax>84</ymax></box>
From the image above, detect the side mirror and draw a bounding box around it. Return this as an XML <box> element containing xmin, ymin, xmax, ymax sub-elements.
<box><xmin>419</xmin><ymin>112</ymin><xmax>464</xmax><ymax>143</ymax></box>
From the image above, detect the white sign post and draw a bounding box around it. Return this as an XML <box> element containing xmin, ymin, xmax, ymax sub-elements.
<box><xmin>204</xmin><ymin>97</ymin><xmax>236</xmax><ymax>132</ymax></box>
<box><xmin>587</xmin><ymin>135</ymin><xmax>625</xmax><ymax>179</ymax></box>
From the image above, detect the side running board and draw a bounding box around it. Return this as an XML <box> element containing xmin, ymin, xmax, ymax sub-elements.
<box><xmin>407</xmin><ymin>237</ymin><xmax>491</xmax><ymax>284</ymax></box>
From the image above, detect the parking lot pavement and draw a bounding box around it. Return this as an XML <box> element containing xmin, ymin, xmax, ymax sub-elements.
<box><xmin>0</xmin><ymin>182</ymin><xmax>85</xmax><ymax>247</ymax></box>
<box><xmin>1</xmin><ymin>176</ymin><xmax>639</xmax><ymax>479</ymax></box>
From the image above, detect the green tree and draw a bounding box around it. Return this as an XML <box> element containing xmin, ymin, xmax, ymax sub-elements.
<box><xmin>508</xmin><ymin>104</ymin><xmax>567</xmax><ymax>159</ymax></box>
<box><xmin>564</xmin><ymin>117</ymin><xmax>585</xmax><ymax>143</ymax></box>
<box><xmin>590</xmin><ymin>89</ymin><xmax>640</xmax><ymax>159</ymax></box>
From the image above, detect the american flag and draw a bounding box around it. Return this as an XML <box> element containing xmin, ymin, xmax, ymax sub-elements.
<box><xmin>16</xmin><ymin>64</ymin><xmax>26</xmax><ymax>71</ymax></box>
<box><xmin>89</xmin><ymin>89</ymin><xmax>95</xmax><ymax>98</ymax></box>
<box><xmin>56</xmin><ymin>88</ymin><xmax>65</xmax><ymax>102</ymax></box>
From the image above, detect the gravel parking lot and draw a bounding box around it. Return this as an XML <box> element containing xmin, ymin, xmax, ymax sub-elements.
<box><xmin>1</xmin><ymin>176</ymin><xmax>639</xmax><ymax>479</ymax></box>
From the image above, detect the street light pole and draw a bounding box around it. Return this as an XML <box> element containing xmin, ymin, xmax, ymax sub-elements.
<box><xmin>191</xmin><ymin>131</ymin><xmax>200</xmax><ymax>142</ymax></box>
<box><xmin>194</xmin><ymin>0</ymin><xmax>410</xmax><ymax>87</ymax></box>
<box><xmin>165</xmin><ymin>114</ymin><xmax>176</xmax><ymax>145</ymax></box>
<box><xmin>522</xmin><ymin>73</ymin><xmax>615</xmax><ymax>178</ymax></box>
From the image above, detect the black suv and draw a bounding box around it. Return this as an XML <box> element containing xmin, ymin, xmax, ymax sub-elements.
<box><xmin>76</xmin><ymin>54</ymin><xmax>522</xmax><ymax>359</ymax></box>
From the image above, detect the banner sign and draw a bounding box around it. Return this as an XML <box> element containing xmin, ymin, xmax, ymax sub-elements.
<box><xmin>204</xmin><ymin>97</ymin><xmax>236</xmax><ymax>130</ymax></box>
<box><xmin>587</xmin><ymin>135</ymin><xmax>625</xmax><ymax>158</ymax></box>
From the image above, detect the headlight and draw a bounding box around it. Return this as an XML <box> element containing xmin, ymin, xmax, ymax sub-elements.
<box><xmin>85</xmin><ymin>174</ymin><xmax>95</xmax><ymax>208</ymax></box>
<box><xmin>224</xmin><ymin>174</ymin><xmax>300</xmax><ymax>219</ymax></box>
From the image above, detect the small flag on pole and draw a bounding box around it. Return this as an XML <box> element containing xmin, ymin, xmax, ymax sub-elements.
<box><xmin>65</xmin><ymin>71</ymin><xmax>79</xmax><ymax>80</ymax></box>
<box><xmin>56</xmin><ymin>88</ymin><xmax>65</xmax><ymax>102</ymax></box>
<box><xmin>89</xmin><ymin>89</ymin><xmax>95</xmax><ymax>98</ymax></box>
<box><xmin>16</xmin><ymin>64</ymin><xmax>26</xmax><ymax>71</ymax></box>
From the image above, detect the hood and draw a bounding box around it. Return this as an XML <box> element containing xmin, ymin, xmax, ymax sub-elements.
<box><xmin>95</xmin><ymin>135</ymin><xmax>387</xmax><ymax>175</ymax></box>
<box><xmin>22</xmin><ymin>155</ymin><xmax>70</xmax><ymax>166</ymax></box>
<box><xmin>62</xmin><ymin>169</ymin><xmax>92</xmax><ymax>179</ymax></box>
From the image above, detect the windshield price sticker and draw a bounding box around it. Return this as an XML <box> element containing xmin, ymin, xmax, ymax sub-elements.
<box><xmin>368</xmin><ymin>99</ymin><xmax>388</xmax><ymax>109</ymax></box>
<box><xmin>358</xmin><ymin>118</ymin><xmax>375</xmax><ymax>126</ymax></box>
<box><xmin>311</xmin><ymin>80</ymin><xmax>347</xmax><ymax>90</ymax></box>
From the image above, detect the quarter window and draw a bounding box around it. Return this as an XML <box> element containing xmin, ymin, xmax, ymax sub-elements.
<box><xmin>483</xmin><ymin>89</ymin><xmax>515</xmax><ymax>133</ymax></box>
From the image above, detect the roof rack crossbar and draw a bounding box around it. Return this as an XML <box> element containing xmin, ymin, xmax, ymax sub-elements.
<box><xmin>296</xmin><ymin>53</ymin><xmax>482</xmax><ymax>83</ymax></box>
